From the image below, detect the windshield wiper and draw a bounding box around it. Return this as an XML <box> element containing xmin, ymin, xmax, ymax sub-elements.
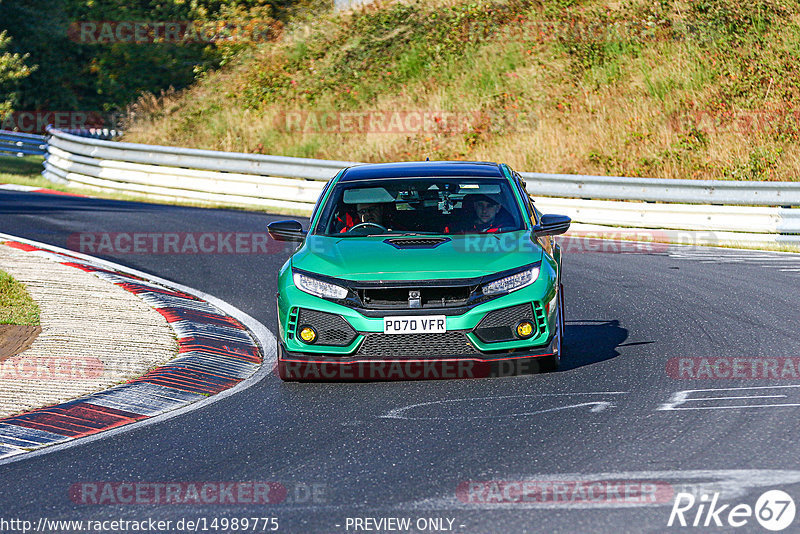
<box><xmin>397</xmin><ymin>231</ymin><xmax>441</xmax><ymax>236</ymax></box>
<box><xmin>334</xmin><ymin>231</ymin><xmax>442</xmax><ymax>238</ymax></box>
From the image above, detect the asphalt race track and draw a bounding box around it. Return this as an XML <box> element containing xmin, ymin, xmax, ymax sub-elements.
<box><xmin>2</xmin><ymin>189</ymin><xmax>800</xmax><ymax>533</ymax></box>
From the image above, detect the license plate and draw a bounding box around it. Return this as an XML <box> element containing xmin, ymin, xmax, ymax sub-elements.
<box><xmin>383</xmin><ymin>315</ymin><xmax>446</xmax><ymax>334</ymax></box>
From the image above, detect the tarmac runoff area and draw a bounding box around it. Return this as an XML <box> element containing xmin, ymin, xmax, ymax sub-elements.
<box><xmin>0</xmin><ymin>242</ymin><xmax>178</xmax><ymax>417</ymax></box>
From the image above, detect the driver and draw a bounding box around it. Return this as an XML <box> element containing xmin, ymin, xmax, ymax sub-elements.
<box><xmin>336</xmin><ymin>202</ymin><xmax>386</xmax><ymax>233</ymax></box>
<box><xmin>356</xmin><ymin>202</ymin><xmax>385</xmax><ymax>225</ymax></box>
<box><xmin>467</xmin><ymin>194</ymin><xmax>513</xmax><ymax>233</ymax></box>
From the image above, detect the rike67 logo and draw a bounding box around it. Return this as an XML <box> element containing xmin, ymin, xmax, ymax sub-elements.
<box><xmin>668</xmin><ymin>490</ymin><xmax>796</xmax><ymax>531</ymax></box>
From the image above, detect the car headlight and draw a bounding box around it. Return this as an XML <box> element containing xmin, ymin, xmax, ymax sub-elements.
<box><xmin>293</xmin><ymin>272</ymin><xmax>348</xmax><ymax>300</ymax></box>
<box><xmin>481</xmin><ymin>265</ymin><xmax>539</xmax><ymax>296</ymax></box>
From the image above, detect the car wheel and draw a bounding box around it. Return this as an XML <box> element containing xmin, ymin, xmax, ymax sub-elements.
<box><xmin>539</xmin><ymin>284</ymin><xmax>564</xmax><ymax>373</ymax></box>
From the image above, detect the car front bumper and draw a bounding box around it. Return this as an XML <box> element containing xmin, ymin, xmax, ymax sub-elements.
<box><xmin>276</xmin><ymin>330</ymin><xmax>559</xmax><ymax>380</ymax></box>
<box><xmin>277</xmin><ymin>262</ymin><xmax>561</xmax><ymax>380</ymax></box>
<box><xmin>275</xmin><ymin>279</ymin><xmax>561</xmax><ymax>380</ymax></box>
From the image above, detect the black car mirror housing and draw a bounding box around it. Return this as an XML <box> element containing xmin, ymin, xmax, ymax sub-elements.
<box><xmin>268</xmin><ymin>220</ymin><xmax>307</xmax><ymax>242</ymax></box>
<box><xmin>534</xmin><ymin>214</ymin><xmax>571</xmax><ymax>237</ymax></box>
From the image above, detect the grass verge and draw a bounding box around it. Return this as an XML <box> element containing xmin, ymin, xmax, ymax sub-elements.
<box><xmin>0</xmin><ymin>268</ymin><xmax>40</xmax><ymax>326</ymax></box>
<box><xmin>0</xmin><ymin>156</ymin><xmax>48</xmax><ymax>186</ymax></box>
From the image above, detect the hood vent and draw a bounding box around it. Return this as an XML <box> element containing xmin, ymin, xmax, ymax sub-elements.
<box><xmin>384</xmin><ymin>237</ymin><xmax>451</xmax><ymax>249</ymax></box>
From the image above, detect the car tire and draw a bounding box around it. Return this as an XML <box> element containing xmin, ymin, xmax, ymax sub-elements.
<box><xmin>539</xmin><ymin>284</ymin><xmax>564</xmax><ymax>373</ymax></box>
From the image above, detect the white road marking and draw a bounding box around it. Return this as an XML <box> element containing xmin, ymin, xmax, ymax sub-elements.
<box><xmin>667</xmin><ymin>248</ymin><xmax>800</xmax><ymax>275</ymax></box>
<box><xmin>152</xmin><ymin>470</ymin><xmax>800</xmax><ymax>512</ymax></box>
<box><xmin>664</xmin><ymin>404</ymin><xmax>800</xmax><ymax>410</ymax></box>
<box><xmin>659</xmin><ymin>385</ymin><xmax>800</xmax><ymax>411</ymax></box>
<box><xmin>380</xmin><ymin>392</ymin><xmax>626</xmax><ymax>420</ymax></box>
<box><xmin>403</xmin><ymin>470</ymin><xmax>800</xmax><ymax>510</ymax></box>
<box><xmin>696</xmin><ymin>395</ymin><xmax>786</xmax><ymax>401</ymax></box>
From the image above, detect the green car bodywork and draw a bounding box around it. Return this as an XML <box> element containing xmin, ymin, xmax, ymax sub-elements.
<box><xmin>270</xmin><ymin>161</ymin><xmax>570</xmax><ymax>380</ymax></box>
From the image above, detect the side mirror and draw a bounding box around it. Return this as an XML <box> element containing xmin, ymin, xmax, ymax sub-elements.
<box><xmin>268</xmin><ymin>220</ymin><xmax>306</xmax><ymax>242</ymax></box>
<box><xmin>534</xmin><ymin>214</ymin><xmax>571</xmax><ymax>236</ymax></box>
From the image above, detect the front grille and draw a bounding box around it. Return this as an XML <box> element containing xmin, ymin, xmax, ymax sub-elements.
<box><xmin>297</xmin><ymin>308</ymin><xmax>358</xmax><ymax>346</ymax></box>
<box><xmin>360</xmin><ymin>286</ymin><xmax>474</xmax><ymax>309</ymax></box>
<box><xmin>356</xmin><ymin>332</ymin><xmax>478</xmax><ymax>358</ymax></box>
<box><xmin>474</xmin><ymin>303</ymin><xmax>535</xmax><ymax>343</ymax></box>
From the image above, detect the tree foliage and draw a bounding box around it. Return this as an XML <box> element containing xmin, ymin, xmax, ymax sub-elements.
<box><xmin>0</xmin><ymin>30</ymin><xmax>35</xmax><ymax>115</ymax></box>
<box><xmin>0</xmin><ymin>0</ymin><xmax>317</xmax><ymax>121</ymax></box>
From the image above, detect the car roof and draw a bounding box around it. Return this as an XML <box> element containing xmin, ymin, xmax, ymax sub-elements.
<box><xmin>337</xmin><ymin>161</ymin><xmax>506</xmax><ymax>182</ymax></box>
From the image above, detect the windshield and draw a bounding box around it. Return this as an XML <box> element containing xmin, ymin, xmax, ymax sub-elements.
<box><xmin>314</xmin><ymin>177</ymin><xmax>525</xmax><ymax>236</ymax></box>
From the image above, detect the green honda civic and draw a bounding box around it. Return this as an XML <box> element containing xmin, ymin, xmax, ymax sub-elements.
<box><xmin>268</xmin><ymin>161</ymin><xmax>570</xmax><ymax>381</ymax></box>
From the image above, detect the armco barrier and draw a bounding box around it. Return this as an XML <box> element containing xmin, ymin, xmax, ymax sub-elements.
<box><xmin>335</xmin><ymin>0</ymin><xmax>377</xmax><ymax>9</ymax></box>
<box><xmin>521</xmin><ymin>172</ymin><xmax>800</xmax><ymax>207</ymax></box>
<box><xmin>40</xmin><ymin>127</ymin><xmax>800</xmax><ymax>248</ymax></box>
<box><xmin>530</xmin><ymin>197</ymin><xmax>800</xmax><ymax>234</ymax></box>
<box><xmin>0</xmin><ymin>130</ymin><xmax>47</xmax><ymax>157</ymax></box>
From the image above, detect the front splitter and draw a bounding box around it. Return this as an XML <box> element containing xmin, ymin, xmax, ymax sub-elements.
<box><xmin>277</xmin><ymin>334</ymin><xmax>558</xmax><ymax>381</ymax></box>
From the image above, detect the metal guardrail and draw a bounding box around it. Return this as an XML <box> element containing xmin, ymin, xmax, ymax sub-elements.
<box><xmin>520</xmin><ymin>172</ymin><xmax>800</xmax><ymax>207</ymax></box>
<box><xmin>0</xmin><ymin>130</ymin><xmax>47</xmax><ymax>157</ymax></box>
<box><xmin>334</xmin><ymin>0</ymin><xmax>377</xmax><ymax>10</ymax></box>
<box><xmin>531</xmin><ymin>197</ymin><xmax>800</xmax><ymax>235</ymax></box>
<box><xmin>44</xmin><ymin>126</ymin><xmax>349</xmax><ymax>211</ymax></box>
<box><xmin>44</xmin><ymin>126</ymin><xmax>800</xmax><ymax>207</ymax></box>
<box><xmin>60</xmin><ymin>128</ymin><xmax>123</xmax><ymax>141</ymax></box>
<box><xmin>40</xmin><ymin>127</ymin><xmax>800</xmax><ymax>248</ymax></box>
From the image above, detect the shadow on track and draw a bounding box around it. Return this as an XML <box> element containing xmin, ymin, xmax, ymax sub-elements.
<box><xmin>560</xmin><ymin>319</ymin><xmax>628</xmax><ymax>371</ymax></box>
<box><xmin>0</xmin><ymin>191</ymin><xmax>171</xmax><ymax>214</ymax></box>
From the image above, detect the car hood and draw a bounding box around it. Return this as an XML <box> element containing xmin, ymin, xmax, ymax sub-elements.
<box><xmin>292</xmin><ymin>232</ymin><xmax>543</xmax><ymax>281</ymax></box>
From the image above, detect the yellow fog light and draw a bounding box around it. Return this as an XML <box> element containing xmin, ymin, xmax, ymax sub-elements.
<box><xmin>516</xmin><ymin>321</ymin><xmax>534</xmax><ymax>339</ymax></box>
<box><xmin>299</xmin><ymin>326</ymin><xmax>317</xmax><ymax>344</ymax></box>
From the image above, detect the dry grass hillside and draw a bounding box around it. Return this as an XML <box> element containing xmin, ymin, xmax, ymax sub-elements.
<box><xmin>123</xmin><ymin>0</ymin><xmax>800</xmax><ymax>180</ymax></box>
